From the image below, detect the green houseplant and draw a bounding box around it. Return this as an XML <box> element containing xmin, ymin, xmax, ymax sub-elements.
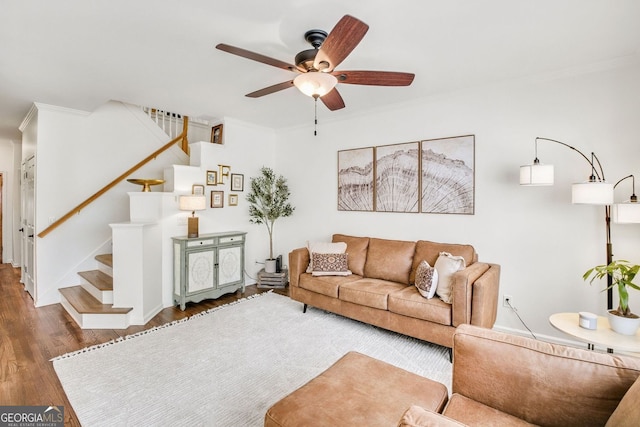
<box><xmin>584</xmin><ymin>260</ymin><xmax>640</xmax><ymax>335</ymax></box>
<box><xmin>246</xmin><ymin>167</ymin><xmax>294</xmax><ymax>272</ymax></box>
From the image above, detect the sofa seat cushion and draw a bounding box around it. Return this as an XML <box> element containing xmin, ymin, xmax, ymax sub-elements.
<box><xmin>264</xmin><ymin>351</ymin><xmax>449</xmax><ymax>427</ymax></box>
<box><xmin>339</xmin><ymin>278</ymin><xmax>406</xmax><ymax>310</ymax></box>
<box><xmin>363</xmin><ymin>238</ymin><xmax>416</xmax><ymax>284</ymax></box>
<box><xmin>299</xmin><ymin>273</ymin><xmax>362</xmax><ymax>298</ymax></box>
<box><xmin>388</xmin><ymin>287</ymin><xmax>452</xmax><ymax>326</ymax></box>
<box><xmin>443</xmin><ymin>394</ymin><xmax>537</xmax><ymax>427</ymax></box>
<box><xmin>398</xmin><ymin>406</ymin><xmax>467</xmax><ymax>427</ymax></box>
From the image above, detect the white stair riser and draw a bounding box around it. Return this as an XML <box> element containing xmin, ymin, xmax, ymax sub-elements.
<box><xmin>97</xmin><ymin>262</ymin><xmax>113</xmax><ymax>278</ymax></box>
<box><xmin>60</xmin><ymin>295</ymin><xmax>130</xmax><ymax>329</ymax></box>
<box><xmin>80</xmin><ymin>280</ymin><xmax>114</xmax><ymax>304</ymax></box>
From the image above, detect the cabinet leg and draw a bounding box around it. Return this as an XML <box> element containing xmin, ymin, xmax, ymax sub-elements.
<box><xmin>303</xmin><ymin>304</ymin><xmax>307</xmax><ymax>313</ymax></box>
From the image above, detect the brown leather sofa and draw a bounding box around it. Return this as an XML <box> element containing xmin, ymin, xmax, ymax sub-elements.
<box><xmin>265</xmin><ymin>325</ymin><xmax>640</xmax><ymax>426</ymax></box>
<box><xmin>288</xmin><ymin>234</ymin><xmax>500</xmax><ymax>349</ymax></box>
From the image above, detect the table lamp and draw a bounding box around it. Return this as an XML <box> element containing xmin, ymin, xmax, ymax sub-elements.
<box><xmin>179</xmin><ymin>195</ymin><xmax>206</xmax><ymax>238</ymax></box>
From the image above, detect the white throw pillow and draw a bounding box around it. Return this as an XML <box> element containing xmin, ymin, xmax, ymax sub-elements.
<box><xmin>306</xmin><ymin>241</ymin><xmax>348</xmax><ymax>273</ymax></box>
<box><xmin>415</xmin><ymin>260</ymin><xmax>439</xmax><ymax>299</ymax></box>
<box><xmin>434</xmin><ymin>252</ymin><xmax>466</xmax><ymax>304</ymax></box>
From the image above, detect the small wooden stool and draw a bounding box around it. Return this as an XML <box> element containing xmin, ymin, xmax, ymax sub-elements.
<box><xmin>264</xmin><ymin>351</ymin><xmax>449</xmax><ymax>426</ymax></box>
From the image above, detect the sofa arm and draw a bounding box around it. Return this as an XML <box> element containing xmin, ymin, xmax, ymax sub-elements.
<box><xmin>451</xmin><ymin>263</ymin><xmax>500</xmax><ymax>328</ymax></box>
<box><xmin>288</xmin><ymin>247</ymin><xmax>309</xmax><ymax>288</ymax></box>
<box><xmin>398</xmin><ymin>405</ymin><xmax>467</xmax><ymax>427</ymax></box>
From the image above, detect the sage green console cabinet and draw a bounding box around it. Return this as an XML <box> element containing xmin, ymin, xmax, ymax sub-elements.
<box><xmin>172</xmin><ymin>231</ymin><xmax>246</xmax><ymax>310</ymax></box>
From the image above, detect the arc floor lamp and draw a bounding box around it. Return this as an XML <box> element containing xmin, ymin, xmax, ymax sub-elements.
<box><xmin>520</xmin><ymin>137</ymin><xmax>640</xmax><ymax>310</ymax></box>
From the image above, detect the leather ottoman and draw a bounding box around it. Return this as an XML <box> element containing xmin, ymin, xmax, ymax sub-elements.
<box><xmin>264</xmin><ymin>351</ymin><xmax>449</xmax><ymax>426</ymax></box>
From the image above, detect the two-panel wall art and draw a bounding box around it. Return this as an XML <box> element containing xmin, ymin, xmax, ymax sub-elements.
<box><xmin>337</xmin><ymin>135</ymin><xmax>474</xmax><ymax>214</ymax></box>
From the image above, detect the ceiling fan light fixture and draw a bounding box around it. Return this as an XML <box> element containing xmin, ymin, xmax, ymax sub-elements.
<box><xmin>293</xmin><ymin>72</ymin><xmax>337</xmax><ymax>98</ymax></box>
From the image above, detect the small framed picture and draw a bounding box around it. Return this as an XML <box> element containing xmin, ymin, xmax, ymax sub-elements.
<box><xmin>192</xmin><ymin>184</ymin><xmax>205</xmax><ymax>195</ymax></box>
<box><xmin>211</xmin><ymin>124</ymin><xmax>223</xmax><ymax>144</ymax></box>
<box><xmin>229</xmin><ymin>194</ymin><xmax>238</xmax><ymax>206</ymax></box>
<box><xmin>231</xmin><ymin>173</ymin><xmax>244</xmax><ymax>192</ymax></box>
<box><xmin>211</xmin><ymin>190</ymin><xmax>224</xmax><ymax>208</ymax></box>
<box><xmin>206</xmin><ymin>170</ymin><xmax>218</xmax><ymax>186</ymax></box>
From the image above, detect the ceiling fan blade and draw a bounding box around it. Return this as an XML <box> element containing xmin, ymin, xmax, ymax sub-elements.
<box><xmin>333</xmin><ymin>70</ymin><xmax>415</xmax><ymax>86</ymax></box>
<box><xmin>216</xmin><ymin>43</ymin><xmax>300</xmax><ymax>72</ymax></box>
<box><xmin>313</xmin><ymin>15</ymin><xmax>369</xmax><ymax>72</ymax></box>
<box><xmin>246</xmin><ymin>81</ymin><xmax>294</xmax><ymax>98</ymax></box>
<box><xmin>320</xmin><ymin>88</ymin><xmax>346</xmax><ymax>111</ymax></box>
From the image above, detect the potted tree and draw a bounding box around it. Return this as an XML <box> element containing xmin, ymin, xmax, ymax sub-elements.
<box><xmin>246</xmin><ymin>167</ymin><xmax>294</xmax><ymax>273</ymax></box>
<box><xmin>584</xmin><ymin>260</ymin><xmax>640</xmax><ymax>335</ymax></box>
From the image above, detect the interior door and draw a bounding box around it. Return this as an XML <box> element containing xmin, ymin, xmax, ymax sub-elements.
<box><xmin>21</xmin><ymin>155</ymin><xmax>35</xmax><ymax>298</ymax></box>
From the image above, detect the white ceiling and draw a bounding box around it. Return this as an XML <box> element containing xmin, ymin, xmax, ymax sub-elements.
<box><xmin>1</xmin><ymin>0</ymin><xmax>639</xmax><ymax>140</ymax></box>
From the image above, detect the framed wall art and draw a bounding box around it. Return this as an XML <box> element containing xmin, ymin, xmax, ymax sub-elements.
<box><xmin>230</xmin><ymin>173</ymin><xmax>244</xmax><ymax>192</ymax></box>
<box><xmin>229</xmin><ymin>194</ymin><xmax>238</xmax><ymax>206</ymax></box>
<box><xmin>211</xmin><ymin>190</ymin><xmax>224</xmax><ymax>208</ymax></box>
<box><xmin>211</xmin><ymin>124</ymin><xmax>223</xmax><ymax>144</ymax></box>
<box><xmin>206</xmin><ymin>170</ymin><xmax>218</xmax><ymax>186</ymax></box>
<box><xmin>375</xmin><ymin>142</ymin><xmax>419</xmax><ymax>213</ymax></box>
<box><xmin>421</xmin><ymin>135</ymin><xmax>475</xmax><ymax>214</ymax></box>
<box><xmin>337</xmin><ymin>147</ymin><xmax>374</xmax><ymax>211</ymax></box>
<box><xmin>192</xmin><ymin>184</ymin><xmax>205</xmax><ymax>195</ymax></box>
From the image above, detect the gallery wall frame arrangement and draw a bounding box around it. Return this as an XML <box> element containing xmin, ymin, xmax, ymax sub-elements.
<box><xmin>337</xmin><ymin>135</ymin><xmax>475</xmax><ymax>214</ymax></box>
<box><xmin>231</xmin><ymin>173</ymin><xmax>244</xmax><ymax>192</ymax></box>
<box><xmin>192</xmin><ymin>184</ymin><xmax>205</xmax><ymax>196</ymax></box>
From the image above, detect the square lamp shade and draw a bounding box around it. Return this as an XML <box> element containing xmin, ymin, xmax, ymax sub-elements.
<box><xmin>520</xmin><ymin>163</ymin><xmax>554</xmax><ymax>186</ymax></box>
<box><xmin>613</xmin><ymin>202</ymin><xmax>640</xmax><ymax>224</ymax></box>
<box><xmin>179</xmin><ymin>195</ymin><xmax>206</xmax><ymax>238</ymax></box>
<box><xmin>571</xmin><ymin>181</ymin><xmax>614</xmax><ymax>205</ymax></box>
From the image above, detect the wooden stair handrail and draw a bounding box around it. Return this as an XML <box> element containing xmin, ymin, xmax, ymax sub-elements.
<box><xmin>38</xmin><ymin>117</ymin><xmax>189</xmax><ymax>238</ymax></box>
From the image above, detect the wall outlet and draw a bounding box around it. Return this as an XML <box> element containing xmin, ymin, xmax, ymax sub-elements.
<box><xmin>503</xmin><ymin>294</ymin><xmax>513</xmax><ymax>308</ymax></box>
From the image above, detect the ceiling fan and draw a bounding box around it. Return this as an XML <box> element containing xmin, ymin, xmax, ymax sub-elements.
<box><xmin>215</xmin><ymin>14</ymin><xmax>415</xmax><ymax>112</ymax></box>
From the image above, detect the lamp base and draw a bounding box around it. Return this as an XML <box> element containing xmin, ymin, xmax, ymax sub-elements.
<box><xmin>187</xmin><ymin>216</ymin><xmax>199</xmax><ymax>238</ymax></box>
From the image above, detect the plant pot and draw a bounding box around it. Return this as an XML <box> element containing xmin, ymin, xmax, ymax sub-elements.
<box><xmin>607</xmin><ymin>310</ymin><xmax>640</xmax><ymax>335</ymax></box>
<box><xmin>265</xmin><ymin>259</ymin><xmax>277</xmax><ymax>273</ymax></box>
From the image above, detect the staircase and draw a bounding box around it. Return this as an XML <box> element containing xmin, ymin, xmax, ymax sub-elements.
<box><xmin>59</xmin><ymin>254</ymin><xmax>133</xmax><ymax>329</ymax></box>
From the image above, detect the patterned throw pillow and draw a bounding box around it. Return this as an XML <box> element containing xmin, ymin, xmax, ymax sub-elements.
<box><xmin>311</xmin><ymin>253</ymin><xmax>352</xmax><ymax>276</ymax></box>
<box><xmin>306</xmin><ymin>241</ymin><xmax>348</xmax><ymax>273</ymax></box>
<box><xmin>435</xmin><ymin>252</ymin><xmax>466</xmax><ymax>304</ymax></box>
<box><xmin>415</xmin><ymin>260</ymin><xmax>439</xmax><ymax>299</ymax></box>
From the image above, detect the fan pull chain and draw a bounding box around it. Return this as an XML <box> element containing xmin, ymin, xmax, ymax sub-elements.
<box><xmin>313</xmin><ymin>95</ymin><xmax>318</xmax><ymax>136</ymax></box>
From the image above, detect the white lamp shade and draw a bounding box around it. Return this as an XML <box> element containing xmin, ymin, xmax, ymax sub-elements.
<box><xmin>520</xmin><ymin>163</ymin><xmax>554</xmax><ymax>186</ymax></box>
<box><xmin>612</xmin><ymin>202</ymin><xmax>640</xmax><ymax>224</ymax></box>
<box><xmin>179</xmin><ymin>195</ymin><xmax>206</xmax><ymax>211</ymax></box>
<box><xmin>293</xmin><ymin>72</ymin><xmax>338</xmax><ymax>97</ymax></box>
<box><xmin>571</xmin><ymin>181</ymin><xmax>614</xmax><ymax>205</ymax></box>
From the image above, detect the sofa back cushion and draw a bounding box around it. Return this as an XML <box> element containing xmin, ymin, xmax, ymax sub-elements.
<box><xmin>606</xmin><ymin>375</ymin><xmax>640</xmax><ymax>427</ymax></box>
<box><xmin>410</xmin><ymin>240</ymin><xmax>476</xmax><ymax>284</ymax></box>
<box><xmin>363</xmin><ymin>238</ymin><xmax>416</xmax><ymax>284</ymax></box>
<box><xmin>332</xmin><ymin>234</ymin><xmax>370</xmax><ymax>276</ymax></box>
<box><xmin>453</xmin><ymin>324</ymin><xmax>640</xmax><ymax>427</ymax></box>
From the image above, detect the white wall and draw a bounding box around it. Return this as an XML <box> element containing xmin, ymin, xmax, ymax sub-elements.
<box><xmin>176</xmin><ymin>118</ymin><xmax>278</xmax><ymax>284</ymax></box>
<box><xmin>0</xmin><ymin>138</ymin><xmax>18</xmax><ymax>264</ymax></box>
<box><xmin>274</xmin><ymin>59</ymin><xmax>640</xmax><ymax>341</ymax></box>
<box><xmin>30</xmin><ymin>101</ymin><xmax>188</xmax><ymax>306</ymax></box>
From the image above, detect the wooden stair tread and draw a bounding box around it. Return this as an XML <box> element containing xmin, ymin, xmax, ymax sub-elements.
<box><xmin>95</xmin><ymin>254</ymin><xmax>112</xmax><ymax>268</ymax></box>
<box><xmin>60</xmin><ymin>286</ymin><xmax>132</xmax><ymax>314</ymax></box>
<box><xmin>78</xmin><ymin>270</ymin><xmax>112</xmax><ymax>291</ymax></box>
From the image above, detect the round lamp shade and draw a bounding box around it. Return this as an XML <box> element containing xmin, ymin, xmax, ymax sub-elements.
<box><xmin>179</xmin><ymin>195</ymin><xmax>206</xmax><ymax>211</ymax></box>
<box><xmin>612</xmin><ymin>202</ymin><xmax>640</xmax><ymax>224</ymax></box>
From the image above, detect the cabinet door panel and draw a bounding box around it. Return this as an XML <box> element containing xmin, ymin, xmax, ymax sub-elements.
<box><xmin>218</xmin><ymin>245</ymin><xmax>242</xmax><ymax>287</ymax></box>
<box><xmin>187</xmin><ymin>250</ymin><xmax>216</xmax><ymax>293</ymax></box>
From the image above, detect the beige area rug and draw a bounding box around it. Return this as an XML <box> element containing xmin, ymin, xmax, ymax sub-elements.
<box><xmin>53</xmin><ymin>292</ymin><xmax>452</xmax><ymax>426</ymax></box>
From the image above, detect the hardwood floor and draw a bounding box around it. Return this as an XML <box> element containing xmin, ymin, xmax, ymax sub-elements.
<box><xmin>0</xmin><ymin>262</ymin><xmax>286</xmax><ymax>426</ymax></box>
